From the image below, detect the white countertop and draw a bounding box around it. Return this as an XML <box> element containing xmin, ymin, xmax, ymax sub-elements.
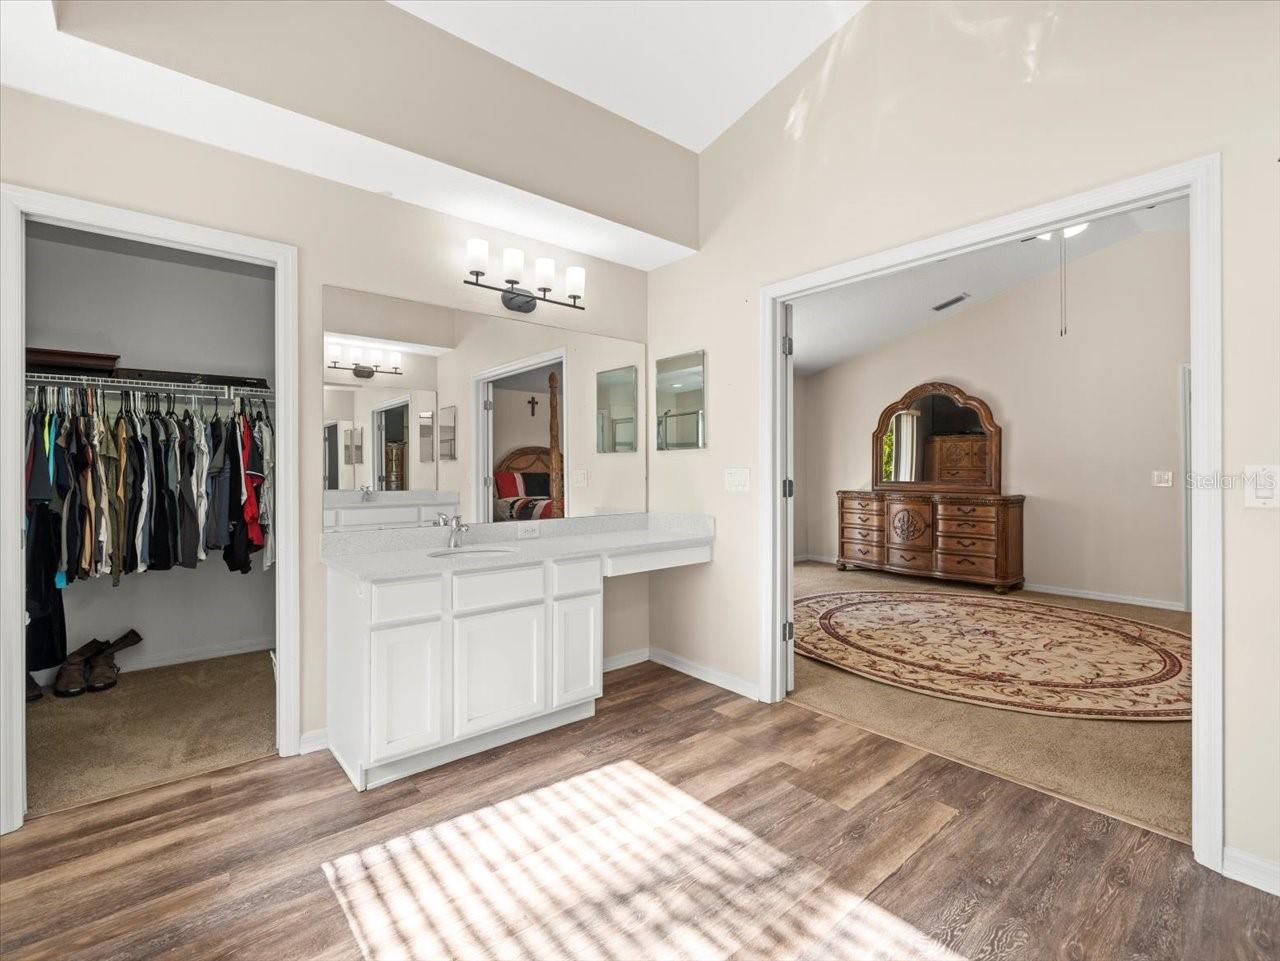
<box><xmin>322</xmin><ymin>513</ymin><xmax>714</xmax><ymax>582</ymax></box>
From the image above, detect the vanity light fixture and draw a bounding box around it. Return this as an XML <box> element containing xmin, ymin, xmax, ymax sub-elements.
<box><xmin>326</xmin><ymin>342</ymin><xmax>403</xmax><ymax>379</ymax></box>
<box><xmin>464</xmin><ymin>238</ymin><xmax>586</xmax><ymax>312</ymax></box>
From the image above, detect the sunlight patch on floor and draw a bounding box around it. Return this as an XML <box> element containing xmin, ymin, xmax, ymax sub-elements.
<box><xmin>323</xmin><ymin>760</ymin><xmax>965</xmax><ymax>960</ymax></box>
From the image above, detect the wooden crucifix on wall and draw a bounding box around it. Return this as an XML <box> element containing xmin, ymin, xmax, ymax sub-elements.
<box><xmin>527</xmin><ymin>395</ymin><xmax>539</xmax><ymax>417</ymax></box>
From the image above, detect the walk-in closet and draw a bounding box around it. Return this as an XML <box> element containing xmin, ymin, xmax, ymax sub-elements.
<box><xmin>21</xmin><ymin>222</ymin><xmax>278</xmax><ymax>816</ymax></box>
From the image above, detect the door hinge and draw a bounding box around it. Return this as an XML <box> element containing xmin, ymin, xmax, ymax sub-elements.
<box><xmin>782</xmin><ymin>478</ymin><xmax>794</xmax><ymax>498</ymax></box>
<box><xmin>483</xmin><ymin>399</ymin><xmax>494</xmax><ymax>412</ymax></box>
<box><xmin>781</xmin><ymin>335</ymin><xmax>794</xmax><ymax>356</ymax></box>
<box><xmin>483</xmin><ymin>475</ymin><xmax>491</xmax><ymax>488</ymax></box>
<box><xmin>782</xmin><ymin>621</ymin><xmax>794</xmax><ymax>643</ymax></box>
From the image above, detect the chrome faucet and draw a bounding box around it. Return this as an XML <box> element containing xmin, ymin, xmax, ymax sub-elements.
<box><xmin>447</xmin><ymin>514</ymin><xmax>470</xmax><ymax>550</ymax></box>
<box><xmin>434</xmin><ymin>512</ymin><xmax>452</xmax><ymax>527</ymax></box>
<box><xmin>359</xmin><ymin>485</ymin><xmax>373</xmax><ymax>503</ymax></box>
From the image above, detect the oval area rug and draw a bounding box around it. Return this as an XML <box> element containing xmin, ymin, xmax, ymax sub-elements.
<box><xmin>794</xmin><ymin>591</ymin><xmax>1191</xmax><ymax>719</ymax></box>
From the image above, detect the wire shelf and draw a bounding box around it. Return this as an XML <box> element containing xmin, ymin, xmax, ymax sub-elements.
<box><xmin>24</xmin><ymin>372</ymin><xmax>274</xmax><ymax>402</ymax></box>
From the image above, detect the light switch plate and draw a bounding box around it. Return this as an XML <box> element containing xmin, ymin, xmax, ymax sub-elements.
<box><xmin>517</xmin><ymin>521</ymin><xmax>541</xmax><ymax>539</ymax></box>
<box><xmin>724</xmin><ymin>468</ymin><xmax>750</xmax><ymax>492</ymax></box>
<box><xmin>1151</xmin><ymin>470</ymin><xmax>1173</xmax><ymax>487</ymax></box>
<box><xmin>1245</xmin><ymin>465</ymin><xmax>1279</xmax><ymax>509</ymax></box>
<box><xmin>571</xmin><ymin>468</ymin><xmax>588</xmax><ymax>488</ymax></box>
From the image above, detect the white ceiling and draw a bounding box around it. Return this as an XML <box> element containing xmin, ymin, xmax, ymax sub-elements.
<box><xmin>0</xmin><ymin>1</ymin><xmax>694</xmax><ymax>270</ymax></box>
<box><xmin>790</xmin><ymin>198</ymin><xmax>1190</xmax><ymax>376</ymax></box>
<box><xmin>389</xmin><ymin>1</ymin><xmax>868</xmax><ymax>152</ymax></box>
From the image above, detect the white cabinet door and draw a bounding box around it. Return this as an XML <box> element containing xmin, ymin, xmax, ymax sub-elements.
<box><xmin>453</xmin><ymin>603</ymin><xmax>546</xmax><ymax>738</ymax></box>
<box><xmin>552</xmin><ymin>593</ymin><xmax>603</xmax><ymax>708</ymax></box>
<box><xmin>370</xmin><ymin>621</ymin><xmax>444</xmax><ymax>762</ymax></box>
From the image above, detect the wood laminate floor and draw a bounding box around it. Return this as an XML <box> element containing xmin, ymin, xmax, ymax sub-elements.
<box><xmin>0</xmin><ymin>662</ymin><xmax>1274</xmax><ymax>960</ymax></box>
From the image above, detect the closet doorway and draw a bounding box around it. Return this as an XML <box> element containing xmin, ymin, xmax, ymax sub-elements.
<box><xmin>373</xmin><ymin>399</ymin><xmax>410</xmax><ymax>492</ymax></box>
<box><xmin>0</xmin><ymin>184</ymin><xmax>299</xmax><ymax>835</ymax></box>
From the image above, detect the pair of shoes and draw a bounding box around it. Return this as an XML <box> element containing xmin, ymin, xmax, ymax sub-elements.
<box><xmin>26</xmin><ymin>674</ymin><xmax>42</xmax><ymax>703</ymax></box>
<box><xmin>52</xmin><ymin>630</ymin><xmax>143</xmax><ymax>697</ymax></box>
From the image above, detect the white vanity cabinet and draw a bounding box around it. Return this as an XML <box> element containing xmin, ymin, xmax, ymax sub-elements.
<box><xmin>326</xmin><ymin>557</ymin><xmax>604</xmax><ymax>791</ymax></box>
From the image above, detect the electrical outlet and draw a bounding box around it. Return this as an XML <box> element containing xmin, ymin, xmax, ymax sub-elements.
<box><xmin>724</xmin><ymin>468</ymin><xmax>750</xmax><ymax>492</ymax></box>
<box><xmin>517</xmin><ymin>521</ymin><xmax>541</xmax><ymax>539</ymax></box>
<box><xmin>1245</xmin><ymin>465</ymin><xmax>1279</xmax><ymax>509</ymax></box>
<box><xmin>571</xmin><ymin>468</ymin><xmax>588</xmax><ymax>488</ymax></box>
<box><xmin>1151</xmin><ymin>470</ymin><xmax>1173</xmax><ymax>487</ymax></box>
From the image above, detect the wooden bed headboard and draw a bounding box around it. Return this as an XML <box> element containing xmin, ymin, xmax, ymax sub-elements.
<box><xmin>492</xmin><ymin>369</ymin><xmax>563</xmax><ymax>514</ymax></box>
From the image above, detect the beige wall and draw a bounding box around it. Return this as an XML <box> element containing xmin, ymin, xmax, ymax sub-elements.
<box><xmin>0</xmin><ymin>85</ymin><xmax>649</xmax><ymax>749</ymax></box>
<box><xmin>798</xmin><ymin>228</ymin><xmax>1190</xmax><ymax>606</ymax></box>
<box><xmin>647</xmin><ymin>2</ymin><xmax>1279</xmax><ymax>861</ymax></box>
<box><xmin>493</xmin><ymin>386</ymin><xmax>554</xmax><ymax>465</ymax></box>
<box><xmin>53</xmin><ymin>0</ymin><xmax>699</xmax><ymax>248</ymax></box>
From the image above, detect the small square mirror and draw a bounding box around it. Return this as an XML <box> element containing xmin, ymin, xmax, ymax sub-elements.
<box><xmin>656</xmin><ymin>350</ymin><xmax>706</xmax><ymax>450</ymax></box>
<box><xmin>596</xmin><ymin>365</ymin><xmax>637</xmax><ymax>453</ymax></box>
<box><xmin>439</xmin><ymin>405</ymin><xmax>457</xmax><ymax>460</ymax></box>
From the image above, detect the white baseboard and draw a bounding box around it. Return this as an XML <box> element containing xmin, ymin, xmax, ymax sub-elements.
<box><xmin>298</xmin><ymin>729</ymin><xmax>329</xmax><ymax>755</ymax></box>
<box><xmin>648</xmin><ymin>646</ymin><xmax>758</xmax><ymax>700</ymax></box>
<box><xmin>1022</xmin><ymin>583</ymin><xmax>1187</xmax><ymax>612</ymax></box>
<box><xmin>31</xmin><ymin>637</ymin><xmax>276</xmax><ymax>687</ymax></box>
<box><xmin>795</xmin><ymin>554</ymin><xmax>839</xmax><ymax>566</ymax></box>
<box><xmin>604</xmin><ymin>648</ymin><xmax>650</xmax><ymax>672</ymax></box>
<box><xmin>1223</xmin><ymin>847</ymin><xmax>1280</xmax><ymax>897</ymax></box>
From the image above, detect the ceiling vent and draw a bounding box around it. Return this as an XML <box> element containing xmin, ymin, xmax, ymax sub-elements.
<box><xmin>932</xmin><ymin>292</ymin><xmax>970</xmax><ymax>312</ymax></box>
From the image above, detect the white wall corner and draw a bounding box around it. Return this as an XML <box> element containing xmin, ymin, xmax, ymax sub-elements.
<box><xmin>648</xmin><ymin>647</ymin><xmax>759</xmax><ymax>701</ymax></box>
<box><xmin>298</xmin><ymin>729</ymin><xmax>329</xmax><ymax>755</ymax></box>
<box><xmin>1222</xmin><ymin>847</ymin><xmax>1280</xmax><ymax>898</ymax></box>
<box><xmin>603</xmin><ymin>648</ymin><xmax>651</xmax><ymax>673</ymax></box>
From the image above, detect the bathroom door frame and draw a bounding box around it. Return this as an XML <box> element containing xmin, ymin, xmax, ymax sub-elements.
<box><xmin>370</xmin><ymin>395</ymin><xmax>411</xmax><ymax>491</ymax></box>
<box><xmin>757</xmin><ymin>156</ymin><xmax>1226</xmax><ymax>875</ymax></box>
<box><xmin>0</xmin><ymin>183</ymin><xmax>302</xmax><ymax>834</ymax></box>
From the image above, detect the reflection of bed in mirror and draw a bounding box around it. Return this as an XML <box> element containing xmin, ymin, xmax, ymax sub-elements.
<box><xmin>493</xmin><ymin>371</ymin><xmax>564</xmax><ymax>521</ymax></box>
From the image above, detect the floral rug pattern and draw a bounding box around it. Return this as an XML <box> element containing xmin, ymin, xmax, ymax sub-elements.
<box><xmin>794</xmin><ymin>591</ymin><xmax>1191</xmax><ymax>720</ymax></box>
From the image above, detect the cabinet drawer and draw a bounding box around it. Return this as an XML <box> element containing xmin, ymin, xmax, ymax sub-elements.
<box><xmin>885</xmin><ymin>547</ymin><xmax>931</xmax><ymax>572</ymax></box>
<box><xmin>552</xmin><ymin>557</ymin><xmax>602</xmax><ymax>597</ymax></box>
<box><xmin>371</xmin><ymin>575</ymin><xmax>443</xmax><ymax>624</ymax></box>
<box><xmin>842</xmin><ymin>526</ymin><xmax>883</xmax><ymax>545</ymax></box>
<box><xmin>841</xmin><ymin>496</ymin><xmax>880</xmax><ymax>513</ymax></box>
<box><xmin>936</xmin><ymin>518</ymin><xmax>997</xmax><ymax>537</ymax></box>
<box><xmin>935</xmin><ymin>551</ymin><xmax>997</xmax><ymax>579</ymax></box>
<box><xmin>886</xmin><ymin>503</ymin><xmax>933</xmax><ymax>549</ymax></box>
<box><xmin>938</xmin><ymin>468</ymin><xmax>987</xmax><ymax>482</ymax></box>
<box><xmin>937</xmin><ymin>503</ymin><xmax>997</xmax><ymax>520</ymax></box>
<box><xmin>936</xmin><ymin>534</ymin><xmax>996</xmax><ymax>556</ymax></box>
<box><xmin>841</xmin><ymin>510</ymin><xmax>883</xmax><ymax>529</ymax></box>
<box><xmin>452</xmin><ymin>564</ymin><xmax>544</xmax><ymax>613</ymax></box>
<box><xmin>842</xmin><ymin>544</ymin><xmax>884</xmax><ymax>566</ymax></box>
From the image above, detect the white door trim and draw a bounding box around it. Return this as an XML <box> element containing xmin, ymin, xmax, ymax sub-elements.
<box><xmin>757</xmin><ymin>155</ymin><xmax>1224</xmax><ymax>874</ymax></box>
<box><xmin>0</xmin><ymin>183</ymin><xmax>301</xmax><ymax>835</ymax></box>
<box><xmin>471</xmin><ymin>347</ymin><xmax>569</xmax><ymax>523</ymax></box>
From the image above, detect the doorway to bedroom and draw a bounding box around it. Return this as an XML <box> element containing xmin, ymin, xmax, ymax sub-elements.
<box><xmin>476</xmin><ymin>353</ymin><xmax>566</xmax><ymax>523</ymax></box>
<box><xmin>777</xmin><ymin>193</ymin><xmax>1200</xmax><ymax>847</ymax></box>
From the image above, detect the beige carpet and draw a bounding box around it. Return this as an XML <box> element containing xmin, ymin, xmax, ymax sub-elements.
<box><xmin>25</xmin><ymin>651</ymin><xmax>276</xmax><ymax>816</ymax></box>
<box><xmin>790</xmin><ymin>563</ymin><xmax>1191</xmax><ymax>841</ymax></box>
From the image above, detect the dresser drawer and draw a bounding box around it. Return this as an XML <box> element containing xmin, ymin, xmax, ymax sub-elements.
<box><xmin>842</xmin><ymin>496</ymin><xmax>880</xmax><ymax>514</ymax></box>
<box><xmin>935</xmin><ymin>551</ymin><xmax>997</xmax><ymax>579</ymax></box>
<box><xmin>841</xmin><ymin>510</ymin><xmax>883</xmax><ymax>529</ymax></box>
<box><xmin>936</xmin><ymin>517</ymin><xmax>996</xmax><ymax>537</ymax></box>
<box><xmin>842</xmin><ymin>544</ymin><xmax>884</xmax><ymax>566</ymax></box>
<box><xmin>938</xmin><ymin>468</ymin><xmax>987</xmax><ymax>482</ymax></box>
<box><xmin>885</xmin><ymin>547</ymin><xmax>931</xmax><ymax>572</ymax></box>
<box><xmin>936</xmin><ymin>533</ymin><xmax>996</xmax><ymax>556</ymax></box>
<box><xmin>937</xmin><ymin>503</ymin><xmax>997</xmax><ymax>521</ymax></box>
<box><xmin>842</xmin><ymin>526</ymin><xmax>883</xmax><ymax>546</ymax></box>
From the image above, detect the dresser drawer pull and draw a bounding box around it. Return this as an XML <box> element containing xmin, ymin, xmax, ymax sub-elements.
<box><xmin>858</xmin><ymin>515</ymin><xmax>870</xmax><ymax>523</ymax></box>
<box><xmin>857</xmin><ymin>547</ymin><xmax>871</xmax><ymax>556</ymax></box>
<box><xmin>897</xmin><ymin>552</ymin><xmax>917</xmax><ymax>561</ymax></box>
<box><xmin>956</xmin><ymin>506</ymin><xmax>976</xmax><ymax>515</ymax></box>
<box><xmin>957</xmin><ymin>521</ymin><xmax>977</xmax><ymax>529</ymax></box>
<box><xmin>958</xmin><ymin>539</ymin><xmax>976</xmax><ymax>548</ymax></box>
<box><xmin>957</xmin><ymin>557</ymin><xmax>975</xmax><ymax>566</ymax></box>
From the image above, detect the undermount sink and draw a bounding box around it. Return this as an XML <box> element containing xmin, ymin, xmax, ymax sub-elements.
<box><xmin>428</xmin><ymin>546</ymin><xmax>518</xmax><ymax>558</ymax></box>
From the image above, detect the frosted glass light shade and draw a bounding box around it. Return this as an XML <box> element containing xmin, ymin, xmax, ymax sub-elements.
<box><xmin>389</xmin><ymin>351</ymin><xmax>402</xmax><ymax>369</ymax></box>
<box><xmin>566</xmin><ymin>266</ymin><xmax>586</xmax><ymax>300</ymax></box>
<box><xmin>327</xmin><ymin>343</ymin><xmax>341</xmax><ymax>361</ymax></box>
<box><xmin>466</xmin><ymin>238</ymin><xmax>489</xmax><ymax>274</ymax></box>
<box><xmin>348</xmin><ymin>346</ymin><xmax>362</xmax><ymax>363</ymax></box>
<box><xmin>535</xmin><ymin>257</ymin><xmax>555</xmax><ymax>291</ymax></box>
<box><xmin>502</xmin><ymin>247</ymin><xmax>525</xmax><ymax>285</ymax></box>
<box><xmin>368</xmin><ymin>348</ymin><xmax>383</xmax><ymax>366</ymax></box>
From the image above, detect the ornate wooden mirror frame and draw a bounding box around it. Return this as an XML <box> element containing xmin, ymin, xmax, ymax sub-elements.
<box><xmin>871</xmin><ymin>381</ymin><xmax>1002</xmax><ymax>494</ymax></box>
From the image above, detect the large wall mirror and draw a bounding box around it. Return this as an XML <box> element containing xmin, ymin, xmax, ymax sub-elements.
<box><xmin>656</xmin><ymin>350</ymin><xmax>706</xmax><ymax>450</ymax></box>
<box><xmin>322</xmin><ymin>285</ymin><xmax>647</xmax><ymax>528</ymax></box>
<box><xmin>596</xmin><ymin>366</ymin><xmax>637</xmax><ymax>453</ymax></box>
<box><xmin>872</xmin><ymin>381</ymin><xmax>1002</xmax><ymax>493</ymax></box>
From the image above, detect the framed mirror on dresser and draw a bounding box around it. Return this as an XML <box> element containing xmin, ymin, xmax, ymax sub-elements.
<box><xmin>838</xmin><ymin>382</ymin><xmax>1024</xmax><ymax>592</ymax></box>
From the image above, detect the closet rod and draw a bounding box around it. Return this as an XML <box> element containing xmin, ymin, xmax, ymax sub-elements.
<box><xmin>24</xmin><ymin>372</ymin><xmax>274</xmax><ymax>401</ymax></box>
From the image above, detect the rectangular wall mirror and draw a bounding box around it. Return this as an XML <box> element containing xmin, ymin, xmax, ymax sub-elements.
<box><xmin>656</xmin><ymin>350</ymin><xmax>706</xmax><ymax>450</ymax></box>
<box><xmin>596</xmin><ymin>365</ymin><xmax>638</xmax><ymax>453</ymax></box>
<box><xmin>322</xmin><ymin>285</ymin><xmax>646</xmax><ymax>529</ymax></box>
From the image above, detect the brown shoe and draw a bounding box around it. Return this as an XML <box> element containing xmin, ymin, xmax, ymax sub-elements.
<box><xmin>53</xmin><ymin>639</ymin><xmax>108</xmax><ymax>698</ymax></box>
<box><xmin>86</xmin><ymin>630</ymin><xmax>143</xmax><ymax>693</ymax></box>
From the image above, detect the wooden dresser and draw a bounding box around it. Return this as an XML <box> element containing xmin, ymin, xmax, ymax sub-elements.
<box><xmin>840</xmin><ymin>381</ymin><xmax>1025</xmax><ymax>592</ymax></box>
<box><xmin>836</xmin><ymin>490</ymin><xmax>1024</xmax><ymax>592</ymax></box>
